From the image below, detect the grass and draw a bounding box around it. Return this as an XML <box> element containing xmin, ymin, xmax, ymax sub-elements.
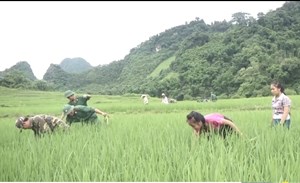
<box><xmin>0</xmin><ymin>87</ymin><xmax>299</xmax><ymax>182</ymax></box>
<box><xmin>148</xmin><ymin>55</ymin><xmax>176</xmax><ymax>78</ymax></box>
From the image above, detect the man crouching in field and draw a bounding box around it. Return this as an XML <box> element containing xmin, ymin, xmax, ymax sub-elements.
<box><xmin>15</xmin><ymin>115</ymin><xmax>70</xmax><ymax>137</ymax></box>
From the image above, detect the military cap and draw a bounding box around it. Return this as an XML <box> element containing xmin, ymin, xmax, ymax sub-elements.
<box><xmin>15</xmin><ymin>117</ymin><xmax>25</xmax><ymax>129</ymax></box>
<box><xmin>64</xmin><ymin>90</ymin><xmax>75</xmax><ymax>98</ymax></box>
<box><xmin>62</xmin><ymin>104</ymin><xmax>74</xmax><ymax>116</ymax></box>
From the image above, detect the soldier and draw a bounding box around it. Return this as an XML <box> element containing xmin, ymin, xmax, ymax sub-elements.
<box><xmin>64</xmin><ymin>90</ymin><xmax>91</xmax><ymax>106</ymax></box>
<box><xmin>62</xmin><ymin>104</ymin><xmax>109</xmax><ymax>125</ymax></box>
<box><xmin>62</xmin><ymin>90</ymin><xmax>92</xmax><ymax>119</ymax></box>
<box><xmin>15</xmin><ymin>114</ymin><xmax>70</xmax><ymax>137</ymax></box>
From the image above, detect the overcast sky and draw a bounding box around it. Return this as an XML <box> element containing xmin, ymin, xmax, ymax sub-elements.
<box><xmin>0</xmin><ymin>1</ymin><xmax>285</xmax><ymax>79</ymax></box>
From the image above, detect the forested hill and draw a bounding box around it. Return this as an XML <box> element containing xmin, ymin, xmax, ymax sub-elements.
<box><xmin>76</xmin><ymin>1</ymin><xmax>300</xmax><ymax>98</ymax></box>
<box><xmin>59</xmin><ymin>57</ymin><xmax>93</xmax><ymax>73</ymax></box>
<box><xmin>0</xmin><ymin>61</ymin><xmax>38</xmax><ymax>89</ymax></box>
<box><xmin>1</xmin><ymin>1</ymin><xmax>300</xmax><ymax>99</ymax></box>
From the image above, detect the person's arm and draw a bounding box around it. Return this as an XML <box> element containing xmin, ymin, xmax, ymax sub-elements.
<box><xmin>280</xmin><ymin>106</ymin><xmax>290</xmax><ymax>125</ymax></box>
<box><xmin>94</xmin><ymin>108</ymin><xmax>108</xmax><ymax>117</ymax></box>
<box><xmin>60</xmin><ymin>112</ymin><xmax>65</xmax><ymax>120</ymax></box>
<box><xmin>194</xmin><ymin>123</ymin><xmax>205</xmax><ymax>137</ymax></box>
<box><xmin>194</xmin><ymin>129</ymin><xmax>200</xmax><ymax>136</ymax></box>
<box><xmin>83</xmin><ymin>94</ymin><xmax>91</xmax><ymax>100</ymax></box>
<box><xmin>271</xmin><ymin>112</ymin><xmax>274</xmax><ymax>126</ymax></box>
<box><xmin>56</xmin><ymin>118</ymin><xmax>70</xmax><ymax>130</ymax></box>
<box><xmin>222</xmin><ymin>119</ymin><xmax>242</xmax><ymax>136</ymax></box>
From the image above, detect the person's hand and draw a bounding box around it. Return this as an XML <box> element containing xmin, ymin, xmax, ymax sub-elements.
<box><xmin>83</xmin><ymin>94</ymin><xmax>91</xmax><ymax>98</ymax></box>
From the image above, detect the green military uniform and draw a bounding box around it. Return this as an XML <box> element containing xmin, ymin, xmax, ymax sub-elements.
<box><xmin>15</xmin><ymin>115</ymin><xmax>69</xmax><ymax>137</ymax></box>
<box><xmin>64</xmin><ymin>105</ymin><xmax>100</xmax><ymax>125</ymax></box>
<box><xmin>68</xmin><ymin>95</ymin><xmax>90</xmax><ymax>106</ymax></box>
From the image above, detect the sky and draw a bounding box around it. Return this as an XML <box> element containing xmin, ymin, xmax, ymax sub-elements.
<box><xmin>0</xmin><ymin>1</ymin><xmax>286</xmax><ymax>79</ymax></box>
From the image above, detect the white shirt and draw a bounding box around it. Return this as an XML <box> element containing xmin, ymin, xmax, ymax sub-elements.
<box><xmin>162</xmin><ymin>96</ymin><xmax>169</xmax><ymax>104</ymax></box>
<box><xmin>143</xmin><ymin>97</ymin><xmax>149</xmax><ymax>104</ymax></box>
<box><xmin>272</xmin><ymin>93</ymin><xmax>291</xmax><ymax>120</ymax></box>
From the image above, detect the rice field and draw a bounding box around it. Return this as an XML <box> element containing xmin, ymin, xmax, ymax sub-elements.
<box><xmin>0</xmin><ymin>87</ymin><xmax>299</xmax><ymax>182</ymax></box>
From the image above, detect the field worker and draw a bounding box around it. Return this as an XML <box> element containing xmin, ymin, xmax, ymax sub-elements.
<box><xmin>169</xmin><ymin>98</ymin><xmax>177</xmax><ymax>103</ymax></box>
<box><xmin>64</xmin><ymin>90</ymin><xmax>91</xmax><ymax>106</ymax></box>
<box><xmin>210</xmin><ymin>92</ymin><xmax>217</xmax><ymax>102</ymax></box>
<box><xmin>62</xmin><ymin>90</ymin><xmax>92</xmax><ymax>119</ymax></box>
<box><xmin>141</xmin><ymin>94</ymin><xmax>149</xmax><ymax>104</ymax></box>
<box><xmin>270</xmin><ymin>81</ymin><xmax>291</xmax><ymax>129</ymax></box>
<box><xmin>15</xmin><ymin>115</ymin><xmax>70</xmax><ymax>137</ymax></box>
<box><xmin>161</xmin><ymin>93</ymin><xmax>169</xmax><ymax>104</ymax></box>
<box><xmin>62</xmin><ymin>104</ymin><xmax>108</xmax><ymax>125</ymax></box>
<box><xmin>186</xmin><ymin>111</ymin><xmax>242</xmax><ymax>138</ymax></box>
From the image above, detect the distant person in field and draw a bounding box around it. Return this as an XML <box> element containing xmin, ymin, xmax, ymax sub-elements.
<box><xmin>64</xmin><ymin>90</ymin><xmax>91</xmax><ymax>106</ymax></box>
<box><xmin>141</xmin><ymin>94</ymin><xmax>149</xmax><ymax>105</ymax></box>
<box><xmin>186</xmin><ymin>111</ymin><xmax>242</xmax><ymax>138</ymax></box>
<box><xmin>62</xmin><ymin>104</ymin><xmax>108</xmax><ymax>125</ymax></box>
<box><xmin>210</xmin><ymin>92</ymin><xmax>217</xmax><ymax>102</ymax></box>
<box><xmin>169</xmin><ymin>98</ymin><xmax>177</xmax><ymax>103</ymax></box>
<box><xmin>15</xmin><ymin>115</ymin><xmax>70</xmax><ymax>137</ymax></box>
<box><xmin>161</xmin><ymin>93</ymin><xmax>169</xmax><ymax>104</ymax></box>
<box><xmin>270</xmin><ymin>81</ymin><xmax>291</xmax><ymax>129</ymax></box>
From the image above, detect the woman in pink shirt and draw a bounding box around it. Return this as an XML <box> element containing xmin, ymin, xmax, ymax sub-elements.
<box><xmin>186</xmin><ymin>111</ymin><xmax>242</xmax><ymax>138</ymax></box>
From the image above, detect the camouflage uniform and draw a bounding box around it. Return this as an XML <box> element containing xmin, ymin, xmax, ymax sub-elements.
<box><xmin>66</xmin><ymin>105</ymin><xmax>100</xmax><ymax>125</ymax></box>
<box><xmin>16</xmin><ymin>114</ymin><xmax>69</xmax><ymax>137</ymax></box>
<box><xmin>68</xmin><ymin>95</ymin><xmax>91</xmax><ymax>106</ymax></box>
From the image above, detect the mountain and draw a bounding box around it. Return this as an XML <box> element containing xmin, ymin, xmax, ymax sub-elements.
<box><xmin>93</xmin><ymin>1</ymin><xmax>300</xmax><ymax>98</ymax></box>
<box><xmin>0</xmin><ymin>61</ymin><xmax>38</xmax><ymax>89</ymax></box>
<box><xmin>0</xmin><ymin>61</ymin><xmax>37</xmax><ymax>80</ymax></box>
<box><xmin>41</xmin><ymin>1</ymin><xmax>300</xmax><ymax>98</ymax></box>
<box><xmin>59</xmin><ymin>57</ymin><xmax>93</xmax><ymax>73</ymax></box>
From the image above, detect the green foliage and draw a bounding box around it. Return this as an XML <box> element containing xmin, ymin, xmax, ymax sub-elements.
<box><xmin>284</xmin><ymin>88</ymin><xmax>297</xmax><ymax>95</ymax></box>
<box><xmin>0</xmin><ymin>70</ymin><xmax>33</xmax><ymax>89</ymax></box>
<box><xmin>148</xmin><ymin>56</ymin><xmax>176</xmax><ymax>78</ymax></box>
<box><xmin>0</xmin><ymin>61</ymin><xmax>36</xmax><ymax>81</ymax></box>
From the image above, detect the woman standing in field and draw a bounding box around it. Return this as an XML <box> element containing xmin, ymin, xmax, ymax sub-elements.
<box><xmin>270</xmin><ymin>81</ymin><xmax>291</xmax><ymax>129</ymax></box>
<box><xmin>186</xmin><ymin>111</ymin><xmax>242</xmax><ymax>138</ymax></box>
